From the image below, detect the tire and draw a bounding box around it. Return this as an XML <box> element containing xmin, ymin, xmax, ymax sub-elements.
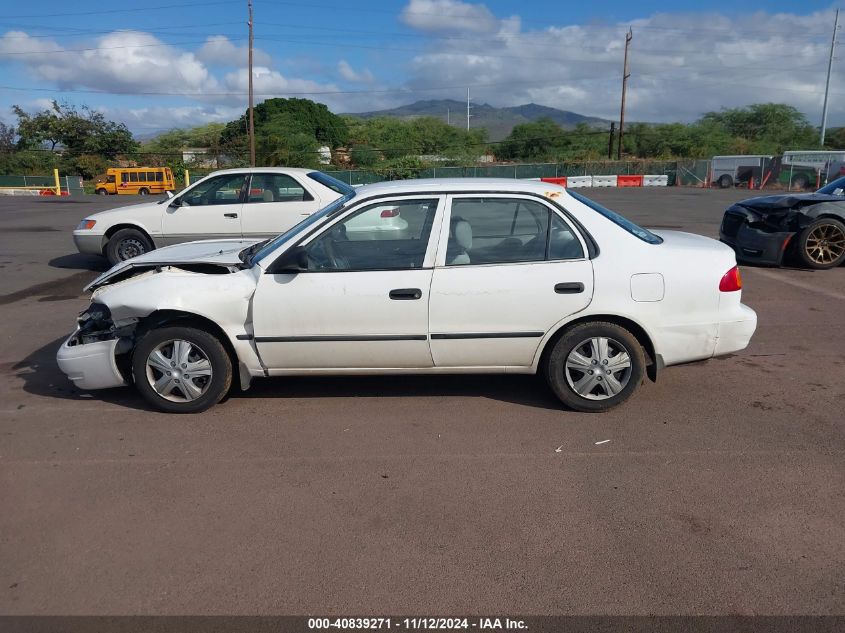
<box><xmin>132</xmin><ymin>326</ymin><xmax>232</xmax><ymax>414</ymax></box>
<box><xmin>105</xmin><ymin>227</ymin><xmax>153</xmax><ymax>265</ymax></box>
<box><xmin>717</xmin><ymin>175</ymin><xmax>733</xmax><ymax>188</ymax></box>
<box><xmin>791</xmin><ymin>173</ymin><xmax>810</xmax><ymax>190</ymax></box>
<box><xmin>96</xmin><ymin>188</ymin><xmax>108</xmax><ymax>196</ymax></box>
<box><xmin>138</xmin><ymin>187</ymin><xmax>149</xmax><ymax>196</ymax></box>
<box><xmin>544</xmin><ymin>322</ymin><xmax>646</xmax><ymax>413</ymax></box>
<box><xmin>795</xmin><ymin>217</ymin><xmax>845</xmax><ymax>269</ymax></box>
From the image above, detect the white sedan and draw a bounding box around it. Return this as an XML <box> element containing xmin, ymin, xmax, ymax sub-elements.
<box><xmin>73</xmin><ymin>168</ymin><xmax>352</xmax><ymax>265</ymax></box>
<box><xmin>57</xmin><ymin>179</ymin><xmax>757</xmax><ymax>414</ymax></box>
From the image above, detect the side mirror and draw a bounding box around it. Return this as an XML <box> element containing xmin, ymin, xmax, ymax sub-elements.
<box><xmin>267</xmin><ymin>246</ymin><xmax>309</xmax><ymax>274</ymax></box>
<box><xmin>168</xmin><ymin>197</ymin><xmax>182</xmax><ymax>208</ymax></box>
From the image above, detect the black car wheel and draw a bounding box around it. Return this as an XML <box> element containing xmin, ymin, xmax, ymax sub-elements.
<box><xmin>718</xmin><ymin>175</ymin><xmax>733</xmax><ymax>188</ymax></box>
<box><xmin>105</xmin><ymin>228</ymin><xmax>154</xmax><ymax>265</ymax></box>
<box><xmin>544</xmin><ymin>322</ymin><xmax>646</xmax><ymax>412</ymax></box>
<box><xmin>796</xmin><ymin>218</ymin><xmax>845</xmax><ymax>269</ymax></box>
<box><xmin>791</xmin><ymin>173</ymin><xmax>810</xmax><ymax>190</ymax></box>
<box><xmin>132</xmin><ymin>326</ymin><xmax>232</xmax><ymax>414</ymax></box>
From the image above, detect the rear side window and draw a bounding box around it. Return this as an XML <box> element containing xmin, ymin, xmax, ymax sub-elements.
<box><xmin>307</xmin><ymin>171</ymin><xmax>355</xmax><ymax>196</ymax></box>
<box><xmin>568</xmin><ymin>190</ymin><xmax>663</xmax><ymax>244</ymax></box>
<box><xmin>446</xmin><ymin>197</ymin><xmax>583</xmax><ymax>266</ymax></box>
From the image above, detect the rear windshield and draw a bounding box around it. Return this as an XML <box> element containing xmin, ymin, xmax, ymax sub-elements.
<box><xmin>307</xmin><ymin>171</ymin><xmax>355</xmax><ymax>196</ymax></box>
<box><xmin>568</xmin><ymin>190</ymin><xmax>663</xmax><ymax>244</ymax></box>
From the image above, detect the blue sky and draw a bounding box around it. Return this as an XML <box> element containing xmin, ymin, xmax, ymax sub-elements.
<box><xmin>0</xmin><ymin>0</ymin><xmax>843</xmax><ymax>133</ymax></box>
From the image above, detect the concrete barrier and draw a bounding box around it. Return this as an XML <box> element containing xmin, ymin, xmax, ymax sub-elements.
<box><xmin>591</xmin><ymin>175</ymin><xmax>618</xmax><ymax>187</ymax></box>
<box><xmin>643</xmin><ymin>174</ymin><xmax>669</xmax><ymax>186</ymax></box>
<box><xmin>566</xmin><ymin>176</ymin><xmax>592</xmax><ymax>188</ymax></box>
<box><xmin>617</xmin><ymin>175</ymin><xmax>643</xmax><ymax>187</ymax></box>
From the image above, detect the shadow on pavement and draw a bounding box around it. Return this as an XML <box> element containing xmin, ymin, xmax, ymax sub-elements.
<box><xmin>10</xmin><ymin>336</ymin><xmax>563</xmax><ymax>412</ymax></box>
<box><xmin>49</xmin><ymin>253</ymin><xmax>109</xmax><ymax>272</ymax></box>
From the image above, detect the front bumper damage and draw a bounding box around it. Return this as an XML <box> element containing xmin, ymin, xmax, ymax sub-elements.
<box><xmin>719</xmin><ymin>208</ymin><xmax>795</xmax><ymax>266</ymax></box>
<box><xmin>57</xmin><ymin>332</ymin><xmax>125</xmax><ymax>390</ymax></box>
<box><xmin>56</xmin><ymin>303</ymin><xmax>134</xmax><ymax>391</ymax></box>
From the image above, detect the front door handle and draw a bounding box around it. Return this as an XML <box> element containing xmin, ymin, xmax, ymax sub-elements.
<box><xmin>555</xmin><ymin>282</ymin><xmax>584</xmax><ymax>294</ymax></box>
<box><xmin>224</xmin><ymin>212</ymin><xmax>238</xmax><ymax>218</ymax></box>
<box><xmin>389</xmin><ymin>288</ymin><xmax>422</xmax><ymax>300</ymax></box>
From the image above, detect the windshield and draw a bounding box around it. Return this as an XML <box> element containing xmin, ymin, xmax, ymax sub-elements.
<box><xmin>247</xmin><ymin>191</ymin><xmax>356</xmax><ymax>266</ymax></box>
<box><xmin>817</xmin><ymin>176</ymin><xmax>845</xmax><ymax>195</ymax></box>
<box><xmin>568</xmin><ymin>190</ymin><xmax>663</xmax><ymax>244</ymax></box>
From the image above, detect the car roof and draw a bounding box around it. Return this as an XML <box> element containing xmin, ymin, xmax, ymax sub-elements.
<box><xmin>200</xmin><ymin>167</ymin><xmax>319</xmax><ymax>176</ymax></box>
<box><xmin>353</xmin><ymin>178</ymin><xmax>567</xmax><ymax>198</ymax></box>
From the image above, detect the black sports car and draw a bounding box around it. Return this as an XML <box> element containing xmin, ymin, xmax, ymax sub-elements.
<box><xmin>719</xmin><ymin>176</ymin><xmax>845</xmax><ymax>269</ymax></box>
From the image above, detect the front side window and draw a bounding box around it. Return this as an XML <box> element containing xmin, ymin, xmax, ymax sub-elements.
<box><xmin>180</xmin><ymin>174</ymin><xmax>247</xmax><ymax>206</ymax></box>
<box><xmin>121</xmin><ymin>172</ymin><xmax>129</xmax><ymax>183</ymax></box>
<box><xmin>107</xmin><ymin>175</ymin><xmax>115</xmax><ymax>184</ymax></box>
<box><xmin>446</xmin><ymin>197</ymin><xmax>582</xmax><ymax>266</ymax></box>
<box><xmin>247</xmin><ymin>173</ymin><xmax>313</xmax><ymax>203</ymax></box>
<box><xmin>303</xmin><ymin>198</ymin><xmax>438</xmax><ymax>271</ymax></box>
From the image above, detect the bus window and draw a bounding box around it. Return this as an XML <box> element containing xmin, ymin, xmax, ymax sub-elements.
<box><xmin>129</xmin><ymin>172</ymin><xmax>138</xmax><ymax>182</ymax></box>
<box><xmin>156</xmin><ymin>172</ymin><xmax>163</xmax><ymax>182</ymax></box>
<box><xmin>121</xmin><ymin>172</ymin><xmax>129</xmax><ymax>183</ymax></box>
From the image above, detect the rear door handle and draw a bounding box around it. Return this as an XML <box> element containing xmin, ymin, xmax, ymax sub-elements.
<box><xmin>555</xmin><ymin>282</ymin><xmax>584</xmax><ymax>294</ymax></box>
<box><xmin>224</xmin><ymin>212</ymin><xmax>238</xmax><ymax>218</ymax></box>
<box><xmin>389</xmin><ymin>288</ymin><xmax>422</xmax><ymax>300</ymax></box>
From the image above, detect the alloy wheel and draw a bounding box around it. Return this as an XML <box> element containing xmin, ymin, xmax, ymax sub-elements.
<box><xmin>804</xmin><ymin>222</ymin><xmax>845</xmax><ymax>266</ymax></box>
<box><xmin>145</xmin><ymin>339</ymin><xmax>214</xmax><ymax>403</ymax></box>
<box><xmin>564</xmin><ymin>336</ymin><xmax>632</xmax><ymax>400</ymax></box>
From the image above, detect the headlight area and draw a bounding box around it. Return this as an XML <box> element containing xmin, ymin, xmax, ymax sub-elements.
<box><xmin>76</xmin><ymin>219</ymin><xmax>97</xmax><ymax>230</ymax></box>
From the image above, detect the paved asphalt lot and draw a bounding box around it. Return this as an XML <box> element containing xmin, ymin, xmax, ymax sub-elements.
<box><xmin>0</xmin><ymin>188</ymin><xmax>843</xmax><ymax>615</ymax></box>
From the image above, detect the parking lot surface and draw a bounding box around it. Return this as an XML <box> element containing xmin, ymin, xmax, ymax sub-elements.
<box><xmin>1</xmin><ymin>188</ymin><xmax>843</xmax><ymax>615</ymax></box>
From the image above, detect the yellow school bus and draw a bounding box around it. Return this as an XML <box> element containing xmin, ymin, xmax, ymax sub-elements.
<box><xmin>94</xmin><ymin>167</ymin><xmax>175</xmax><ymax>196</ymax></box>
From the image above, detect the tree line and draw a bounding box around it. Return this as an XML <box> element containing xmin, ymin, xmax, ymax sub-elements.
<box><xmin>0</xmin><ymin>99</ymin><xmax>837</xmax><ymax>179</ymax></box>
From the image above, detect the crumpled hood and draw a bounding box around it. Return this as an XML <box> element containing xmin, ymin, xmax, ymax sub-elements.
<box><xmin>85</xmin><ymin>238</ymin><xmax>261</xmax><ymax>291</ymax></box>
<box><xmin>730</xmin><ymin>192</ymin><xmax>845</xmax><ymax>213</ymax></box>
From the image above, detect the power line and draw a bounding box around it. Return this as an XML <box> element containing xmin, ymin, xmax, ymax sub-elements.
<box><xmin>2</xmin><ymin>1</ymin><xmax>237</xmax><ymax>19</ymax></box>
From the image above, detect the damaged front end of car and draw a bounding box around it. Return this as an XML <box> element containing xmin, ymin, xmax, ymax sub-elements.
<box><xmin>57</xmin><ymin>302</ymin><xmax>137</xmax><ymax>390</ymax></box>
<box><xmin>719</xmin><ymin>204</ymin><xmax>798</xmax><ymax>265</ymax></box>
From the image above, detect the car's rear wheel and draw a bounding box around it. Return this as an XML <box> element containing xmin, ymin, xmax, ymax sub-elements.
<box><xmin>718</xmin><ymin>175</ymin><xmax>733</xmax><ymax>188</ymax></box>
<box><xmin>544</xmin><ymin>322</ymin><xmax>645</xmax><ymax>412</ymax></box>
<box><xmin>132</xmin><ymin>326</ymin><xmax>232</xmax><ymax>413</ymax></box>
<box><xmin>796</xmin><ymin>218</ymin><xmax>845</xmax><ymax>269</ymax></box>
<box><xmin>105</xmin><ymin>227</ymin><xmax>153</xmax><ymax>265</ymax></box>
<box><xmin>791</xmin><ymin>173</ymin><xmax>810</xmax><ymax>190</ymax></box>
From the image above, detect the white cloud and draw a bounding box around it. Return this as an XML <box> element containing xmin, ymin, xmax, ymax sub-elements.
<box><xmin>0</xmin><ymin>30</ymin><xmax>218</xmax><ymax>95</ymax></box>
<box><xmin>398</xmin><ymin>4</ymin><xmax>845</xmax><ymax>125</ymax></box>
<box><xmin>337</xmin><ymin>60</ymin><xmax>375</xmax><ymax>83</ymax></box>
<box><xmin>196</xmin><ymin>35</ymin><xmax>272</xmax><ymax>67</ymax></box>
<box><xmin>400</xmin><ymin>0</ymin><xmax>498</xmax><ymax>33</ymax></box>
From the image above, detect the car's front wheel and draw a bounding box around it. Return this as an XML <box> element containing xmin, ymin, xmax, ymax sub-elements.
<box><xmin>105</xmin><ymin>227</ymin><xmax>153</xmax><ymax>265</ymax></box>
<box><xmin>795</xmin><ymin>217</ymin><xmax>845</xmax><ymax>269</ymax></box>
<box><xmin>132</xmin><ymin>326</ymin><xmax>232</xmax><ymax>413</ymax></box>
<box><xmin>544</xmin><ymin>322</ymin><xmax>646</xmax><ymax>412</ymax></box>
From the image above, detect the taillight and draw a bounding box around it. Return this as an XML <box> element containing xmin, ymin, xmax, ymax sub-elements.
<box><xmin>719</xmin><ymin>265</ymin><xmax>742</xmax><ymax>292</ymax></box>
<box><xmin>380</xmin><ymin>208</ymin><xmax>400</xmax><ymax>218</ymax></box>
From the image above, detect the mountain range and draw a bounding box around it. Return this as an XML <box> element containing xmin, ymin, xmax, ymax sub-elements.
<box><xmin>344</xmin><ymin>99</ymin><xmax>610</xmax><ymax>140</ymax></box>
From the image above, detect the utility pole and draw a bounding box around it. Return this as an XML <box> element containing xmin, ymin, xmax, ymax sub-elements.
<box><xmin>821</xmin><ymin>8</ymin><xmax>839</xmax><ymax>147</ymax></box>
<box><xmin>466</xmin><ymin>87</ymin><xmax>472</xmax><ymax>131</ymax></box>
<box><xmin>617</xmin><ymin>28</ymin><xmax>632</xmax><ymax>160</ymax></box>
<box><xmin>607</xmin><ymin>122</ymin><xmax>616</xmax><ymax>159</ymax></box>
<box><xmin>248</xmin><ymin>0</ymin><xmax>256</xmax><ymax>166</ymax></box>
<box><xmin>447</xmin><ymin>107</ymin><xmax>450</xmax><ymax>125</ymax></box>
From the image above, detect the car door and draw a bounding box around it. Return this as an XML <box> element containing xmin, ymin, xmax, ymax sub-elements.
<box><xmin>252</xmin><ymin>196</ymin><xmax>444</xmax><ymax>371</ymax></box>
<box><xmin>429</xmin><ymin>194</ymin><xmax>594</xmax><ymax>368</ymax></box>
<box><xmin>160</xmin><ymin>173</ymin><xmax>247</xmax><ymax>245</ymax></box>
<box><xmin>240</xmin><ymin>172</ymin><xmax>322</xmax><ymax>240</ymax></box>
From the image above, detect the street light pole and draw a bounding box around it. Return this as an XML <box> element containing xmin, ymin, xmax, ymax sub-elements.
<box><xmin>617</xmin><ymin>28</ymin><xmax>632</xmax><ymax>161</ymax></box>
<box><xmin>820</xmin><ymin>8</ymin><xmax>839</xmax><ymax>147</ymax></box>
<box><xmin>248</xmin><ymin>0</ymin><xmax>256</xmax><ymax>166</ymax></box>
